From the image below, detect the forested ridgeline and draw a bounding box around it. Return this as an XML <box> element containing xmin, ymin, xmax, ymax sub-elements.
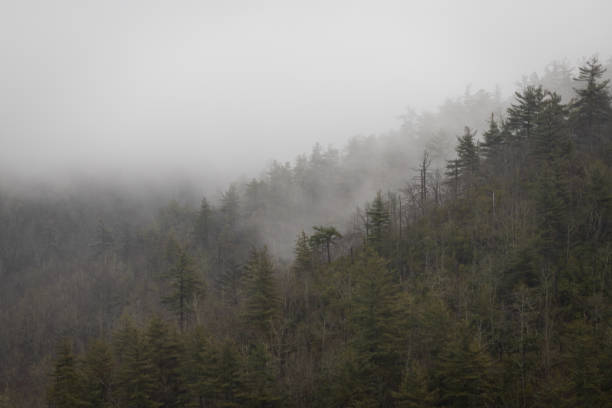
<box><xmin>1</xmin><ymin>57</ymin><xmax>612</xmax><ymax>407</ymax></box>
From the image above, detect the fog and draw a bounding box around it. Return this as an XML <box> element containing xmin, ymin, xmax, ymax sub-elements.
<box><xmin>1</xmin><ymin>0</ymin><xmax>612</xmax><ymax>187</ymax></box>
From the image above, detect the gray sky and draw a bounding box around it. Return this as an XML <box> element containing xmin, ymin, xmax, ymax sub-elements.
<box><xmin>1</xmin><ymin>0</ymin><xmax>611</xmax><ymax>186</ymax></box>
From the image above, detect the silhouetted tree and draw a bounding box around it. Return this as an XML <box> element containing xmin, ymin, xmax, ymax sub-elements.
<box><xmin>310</xmin><ymin>225</ymin><xmax>342</xmax><ymax>264</ymax></box>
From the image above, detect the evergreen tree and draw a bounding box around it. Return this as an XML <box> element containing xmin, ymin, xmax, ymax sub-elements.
<box><xmin>194</xmin><ymin>197</ymin><xmax>211</xmax><ymax>248</ymax></box>
<box><xmin>217</xmin><ymin>258</ymin><xmax>243</xmax><ymax>306</ymax></box>
<box><xmin>163</xmin><ymin>244</ymin><xmax>204</xmax><ymax>332</ymax></box>
<box><xmin>293</xmin><ymin>230</ymin><xmax>313</xmax><ymax>278</ymax></box>
<box><xmin>455</xmin><ymin>126</ymin><xmax>480</xmax><ymax>177</ymax></box>
<box><xmin>366</xmin><ymin>191</ymin><xmax>391</xmax><ymax>253</ymax></box>
<box><xmin>507</xmin><ymin>85</ymin><xmax>545</xmax><ymax>144</ymax></box>
<box><xmin>183</xmin><ymin>328</ymin><xmax>217</xmax><ymax>408</ymax></box>
<box><xmin>243</xmin><ymin>247</ymin><xmax>279</xmax><ymax>338</ymax></box>
<box><xmin>237</xmin><ymin>343</ymin><xmax>282</xmax><ymax>408</ymax></box>
<box><xmin>480</xmin><ymin>113</ymin><xmax>504</xmax><ymax>161</ymax></box>
<box><xmin>81</xmin><ymin>340</ymin><xmax>114</xmax><ymax>408</ymax></box>
<box><xmin>562</xmin><ymin>320</ymin><xmax>611</xmax><ymax>408</ymax></box>
<box><xmin>114</xmin><ymin>322</ymin><xmax>159</xmax><ymax>408</ymax></box>
<box><xmin>309</xmin><ymin>225</ymin><xmax>342</xmax><ymax>264</ymax></box>
<box><xmin>93</xmin><ymin>220</ymin><xmax>115</xmax><ymax>264</ymax></box>
<box><xmin>532</xmin><ymin>91</ymin><xmax>571</xmax><ymax>164</ymax></box>
<box><xmin>48</xmin><ymin>339</ymin><xmax>85</xmax><ymax>408</ymax></box>
<box><xmin>392</xmin><ymin>361</ymin><xmax>436</xmax><ymax>408</ymax></box>
<box><xmin>417</xmin><ymin>150</ymin><xmax>432</xmax><ymax>213</ymax></box>
<box><xmin>534</xmin><ymin>162</ymin><xmax>570</xmax><ymax>297</ymax></box>
<box><xmin>571</xmin><ymin>56</ymin><xmax>612</xmax><ymax>151</ymax></box>
<box><xmin>446</xmin><ymin>127</ymin><xmax>479</xmax><ymax>193</ymax></box>
<box><xmin>435</xmin><ymin>331</ymin><xmax>497</xmax><ymax>408</ymax></box>
<box><xmin>146</xmin><ymin>318</ymin><xmax>186</xmax><ymax>408</ymax></box>
<box><xmin>445</xmin><ymin>158</ymin><xmax>461</xmax><ymax>199</ymax></box>
<box><xmin>244</xmin><ymin>178</ymin><xmax>268</xmax><ymax>217</ymax></box>
<box><xmin>220</xmin><ymin>185</ymin><xmax>240</xmax><ymax>227</ymax></box>
<box><xmin>216</xmin><ymin>343</ymin><xmax>243</xmax><ymax>408</ymax></box>
<box><xmin>349</xmin><ymin>250</ymin><xmax>403</xmax><ymax>407</ymax></box>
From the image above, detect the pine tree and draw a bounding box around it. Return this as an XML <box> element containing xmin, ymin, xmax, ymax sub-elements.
<box><xmin>532</xmin><ymin>91</ymin><xmax>571</xmax><ymax>164</ymax></box>
<box><xmin>571</xmin><ymin>56</ymin><xmax>612</xmax><ymax>151</ymax></box>
<box><xmin>480</xmin><ymin>113</ymin><xmax>504</xmax><ymax>161</ymax></box>
<box><xmin>445</xmin><ymin>158</ymin><xmax>461</xmax><ymax>200</ymax></box>
<box><xmin>183</xmin><ymin>328</ymin><xmax>218</xmax><ymax>408</ymax></box>
<box><xmin>114</xmin><ymin>322</ymin><xmax>159</xmax><ymax>408</ymax></box>
<box><xmin>217</xmin><ymin>258</ymin><xmax>243</xmax><ymax>306</ymax></box>
<box><xmin>48</xmin><ymin>339</ymin><xmax>85</xmax><ymax>408</ymax></box>
<box><xmin>237</xmin><ymin>343</ymin><xmax>282</xmax><ymax>408</ymax></box>
<box><xmin>146</xmin><ymin>317</ymin><xmax>186</xmax><ymax>408</ymax></box>
<box><xmin>243</xmin><ymin>247</ymin><xmax>279</xmax><ymax>338</ymax></box>
<box><xmin>349</xmin><ymin>250</ymin><xmax>403</xmax><ymax>407</ymax></box>
<box><xmin>194</xmin><ymin>197</ymin><xmax>211</xmax><ymax>248</ymax></box>
<box><xmin>81</xmin><ymin>340</ymin><xmax>114</xmax><ymax>408</ymax></box>
<box><xmin>93</xmin><ymin>220</ymin><xmax>115</xmax><ymax>264</ymax></box>
<box><xmin>507</xmin><ymin>85</ymin><xmax>545</xmax><ymax>144</ymax></box>
<box><xmin>216</xmin><ymin>343</ymin><xmax>243</xmax><ymax>408</ymax></box>
<box><xmin>455</xmin><ymin>126</ymin><xmax>480</xmax><ymax>177</ymax></box>
<box><xmin>220</xmin><ymin>185</ymin><xmax>240</xmax><ymax>227</ymax></box>
<box><xmin>293</xmin><ymin>231</ymin><xmax>313</xmax><ymax>278</ymax></box>
<box><xmin>418</xmin><ymin>150</ymin><xmax>432</xmax><ymax>213</ymax></box>
<box><xmin>392</xmin><ymin>361</ymin><xmax>436</xmax><ymax>408</ymax></box>
<box><xmin>244</xmin><ymin>178</ymin><xmax>268</xmax><ymax>217</ymax></box>
<box><xmin>309</xmin><ymin>225</ymin><xmax>342</xmax><ymax>264</ymax></box>
<box><xmin>563</xmin><ymin>320</ymin><xmax>607</xmax><ymax>407</ymax></box>
<box><xmin>446</xmin><ymin>127</ymin><xmax>480</xmax><ymax>194</ymax></box>
<box><xmin>366</xmin><ymin>191</ymin><xmax>391</xmax><ymax>253</ymax></box>
<box><xmin>534</xmin><ymin>162</ymin><xmax>570</xmax><ymax>298</ymax></box>
<box><xmin>217</xmin><ymin>185</ymin><xmax>241</xmax><ymax>266</ymax></box>
<box><xmin>163</xmin><ymin>244</ymin><xmax>204</xmax><ymax>332</ymax></box>
<box><xmin>435</xmin><ymin>331</ymin><xmax>497</xmax><ymax>408</ymax></box>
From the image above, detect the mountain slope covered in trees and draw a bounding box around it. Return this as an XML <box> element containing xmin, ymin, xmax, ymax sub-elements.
<box><xmin>1</xmin><ymin>57</ymin><xmax>612</xmax><ymax>407</ymax></box>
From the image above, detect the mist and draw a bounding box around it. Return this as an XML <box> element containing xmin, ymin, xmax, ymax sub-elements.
<box><xmin>2</xmin><ymin>0</ymin><xmax>611</xmax><ymax>187</ymax></box>
<box><xmin>4</xmin><ymin>2</ymin><xmax>612</xmax><ymax>407</ymax></box>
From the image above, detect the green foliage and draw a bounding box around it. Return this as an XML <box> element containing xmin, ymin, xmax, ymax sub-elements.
<box><xmin>435</xmin><ymin>330</ymin><xmax>498</xmax><ymax>408</ymax></box>
<box><xmin>162</xmin><ymin>243</ymin><xmax>204</xmax><ymax>331</ymax></box>
<box><xmin>571</xmin><ymin>57</ymin><xmax>612</xmax><ymax>149</ymax></box>
<box><xmin>216</xmin><ymin>343</ymin><xmax>243</xmax><ymax>408</ymax></box>
<box><xmin>532</xmin><ymin>91</ymin><xmax>571</xmax><ymax>164</ymax></box>
<box><xmin>17</xmin><ymin>55</ymin><xmax>612</xmax><ymax>408</ymax></box>
<box><xmin>81</xmin><ymin>340</ymin><xmax>114</xmax><ymax>408</ymax></box>
<box><xmin>446</xmin><ymin>127</ymin><xmax>479</xmax><ymax>194</ymax></box>
<box><xmin>183</xmin><ymin>328</ymin><xmax>218</xmax><ymax>407</ymax></box>
<box><xmin>393</xmin><ymin>361</ymin><xmax>436</xmax><ymax>408</ymax></box>
<box><xmin>507</xmin><ymin>85</ymin><xmax>545</xmax><ymax>143</ymax></box>
<box><xmin>146</xmin><ymin>317</ymin><xmax>186</xmax><ymax>407</ymax></box>
<box><xmin>366</xmin><ymin>191</ymin><xmax>391</xmax><ymax>253</ymax></box>
<box><xmin>237</xmin><ymin>343</ymin><xmax>282</xmax><ymax>408</ymax></box>
<box><xmin>455</xmin><ymin>126</ymin><xmax>480</xmax><ymax>176</ymax></box>
<box><xmin>310</xmin><ymin>225</ymin><xmax>342</xmax><ymax>264</ymax></box>
<box><xmin>194</xmin><ymin>197</ymin><xmax>211</xmax><ymax>248</ymax></box>
<box><xmin>243</xmin><ymin>247</ymin><xmax>279</xmax><ymax>338</ymax></box>
<box><xmin>217</xmin><ymin>258</ymin><xmax>243</xmax><ymax>306</ymax></box>
<box><xmin>348</xmin><ymin>250</ymin><xmax>404</xmax><ymax>406</ymax></box>
<box><xmin>293</xmin><ymin>230</ymin><xmax>313</xmax><ymax>278</ymax></box>
<box><xmin>221</xmin><ymin>185</ymin><xmax>240</xmax><ymax>227</ymax></box>
<box><xmin>480</xmin><ymin>113</ymin><xmax>504</xmax><ymax>161</ymax></box>
<box><xmin>48</xmin><ymin>339</ymin><xmax>85</xmax><ymax>408</ymax></box>
<box><xmin>114</xmin><ymin>322</ymin><xmax>160</xmax><ymax>408</ymax></box>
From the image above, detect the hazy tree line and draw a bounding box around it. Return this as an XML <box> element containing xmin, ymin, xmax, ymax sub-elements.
<box><xmin>0</xmin><ymin>57</ymin><xmax>611</xmax><ymax>407</ymax></box>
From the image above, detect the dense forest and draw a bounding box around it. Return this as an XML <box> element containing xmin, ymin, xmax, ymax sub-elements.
<box><xmin>1</xmin><ymin>56</ymin><xmax>612</xmax><ymax>407</ymax></box>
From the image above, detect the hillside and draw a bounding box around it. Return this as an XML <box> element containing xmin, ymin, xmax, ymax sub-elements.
<box><xmin>1</xmin><ymin>57</ymin><xmax>612</xmax><ymax>407</ymax></box>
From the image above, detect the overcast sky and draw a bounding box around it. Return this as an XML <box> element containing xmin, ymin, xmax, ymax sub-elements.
<box><xmin>1</xmin><ymin>0</ymin><xmax>611</xmax><ymax>186</ymax></box>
